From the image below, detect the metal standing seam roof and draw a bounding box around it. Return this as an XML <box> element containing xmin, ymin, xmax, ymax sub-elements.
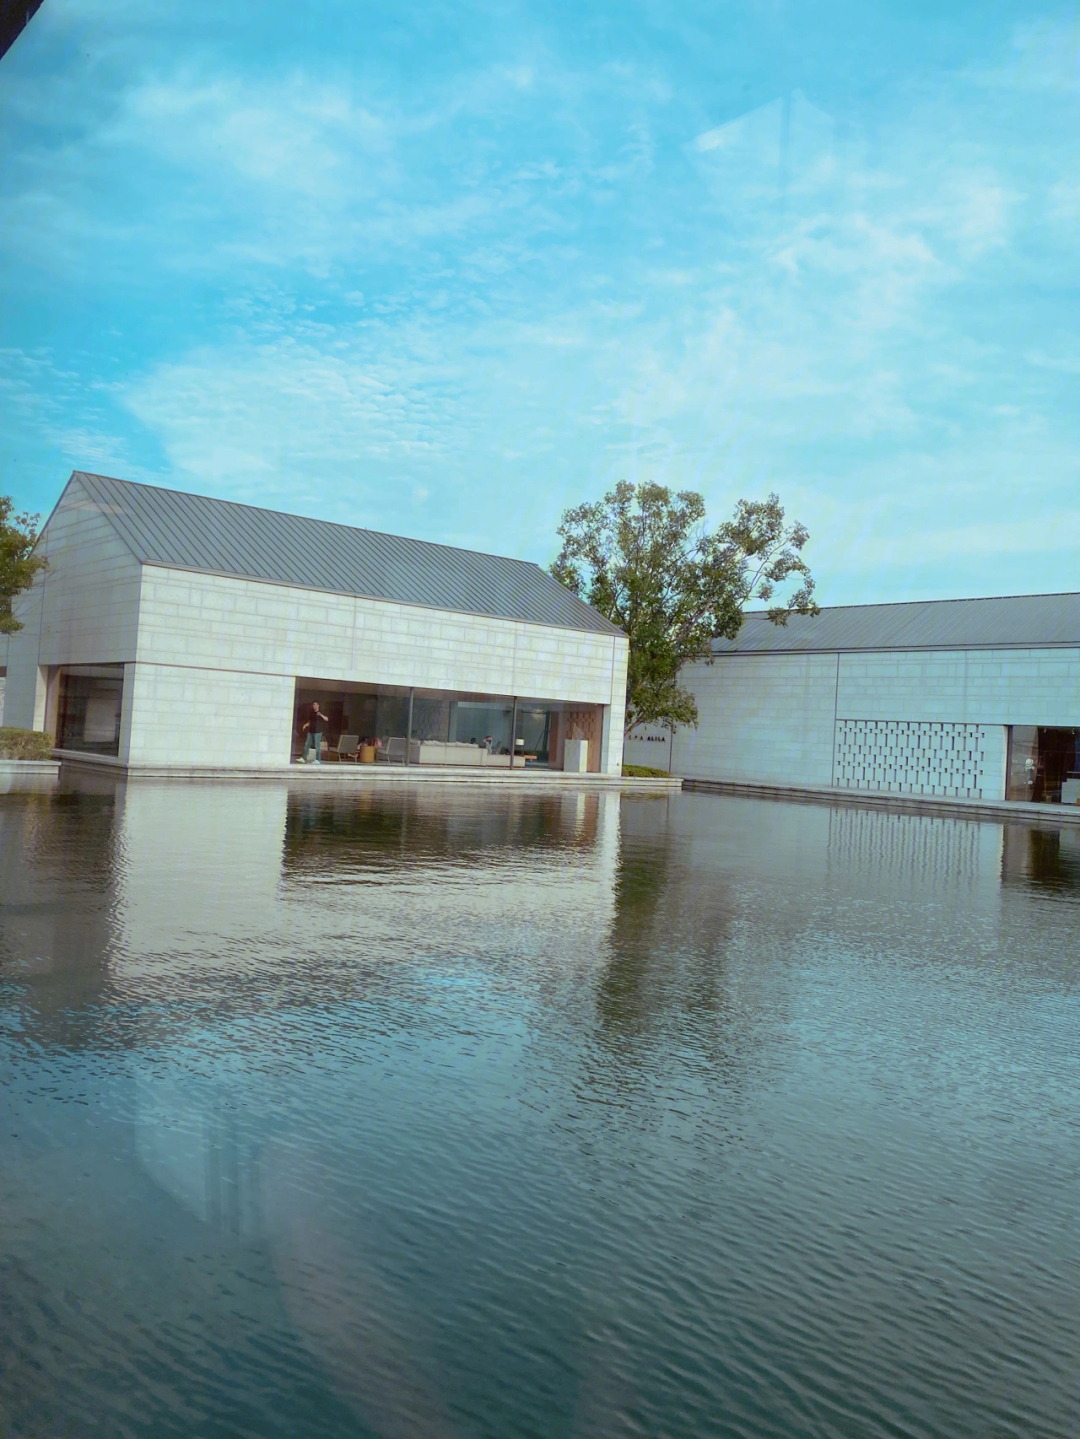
<box><xmin>59</xmin><ymin>472</ymin><xmax>622</xmax><ymax>637</ymax></box>
<box><xmin>711</xmin><ymin>592</ymin><xmax>1080</xmax><ymax>655</ymax></box>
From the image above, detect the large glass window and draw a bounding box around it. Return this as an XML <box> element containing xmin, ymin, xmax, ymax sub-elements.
<box><xmin>1006</xmin><ymin>725</ymin><xmax>1080</xmax><ymax>803</ymax></box>
<box><xmin>56</xmin><ymin>665</ymin><xmax>124</xmax><ymax>756</ymax></box>
<box><xmin>448</xmin><ymin>699</ymin><xmax>514</xmax><ymax>754</ymax></box>
<box><xmin>292</xmin><ymin>678</ymin><xmax>602</xmax><ymax>770</ymax></box>
<box><xmin>513</xmin><ymin>705</ymin><xmax>552</xmax><ymax>765</ymax></box>
<box><xmin>293</xmin><ymin>683</ymin><xmax>410</xmax><ymax>760</ymax></box>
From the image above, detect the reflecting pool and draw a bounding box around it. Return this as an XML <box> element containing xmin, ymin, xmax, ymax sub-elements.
<box><xmin>1</xmin><ymin>778</ymin><xmax>1078</xmax><ymax>1439</ymax></box>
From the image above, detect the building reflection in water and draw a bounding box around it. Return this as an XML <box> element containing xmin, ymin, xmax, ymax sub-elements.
<box><xmin>124</xmin><ymin>780</ymin><xmax>623</xmax><ymax>1435</ymax></box>
<box><xmin>1002</xmin><ymin>822</ymin><xmax>1080</xmax><ymax>893</ymax></box>
<box><xmin>0</xmin><ymin>772</ymin><xmax>121</xmax><ymax>1032</ymax></box>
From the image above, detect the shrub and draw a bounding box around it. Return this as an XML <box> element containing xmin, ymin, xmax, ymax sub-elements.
<box><xmin>0</xmin><ymin>726</ymin><xmax>54</xmax><ymax>760</ymax></box>
<box><xmin>622</xmin><ymin>763</ymin><xmax>669</xmax><ymax>779</ymax></box>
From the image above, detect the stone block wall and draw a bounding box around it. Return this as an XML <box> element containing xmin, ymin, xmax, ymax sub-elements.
<box><xmin>124</xmin><ymin>663</ymin><xmax>296</xmax><ymax>767</ymax></box>
<box><xmin>671</xmin><ymin>652</ymin><xmax>840</xmax><ymax>786</ymax></box>
<box><xmin>837</xmin><ymin>648</ymin><xmax>1080</xmax><ymax>725</ymax></box>
<box><xmin>131</xmin><ymin>567</ymin><xmax>628</xmax><ymax>770</ymax></box>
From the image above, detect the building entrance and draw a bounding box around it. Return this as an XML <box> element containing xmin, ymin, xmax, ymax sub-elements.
<box><xmin>1006</xmin><ymin>726</ymin><xmax>1080</xmax><ymax>803</ymax></box>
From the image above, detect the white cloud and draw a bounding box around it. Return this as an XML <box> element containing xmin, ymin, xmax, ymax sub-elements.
<box><xmin>972</xmin><ymin>16</ymin><xmax>1080</xmax><ymax>94</ymax></box>
<box><xmin>109</xmin><ymin>73</ymin><xmax>389</xmax><ymax>197</ymax></box>
<box><xmin>117</xmin><ymin>329</ymin><xmax>468</xmax><ymax>524</ymax></box>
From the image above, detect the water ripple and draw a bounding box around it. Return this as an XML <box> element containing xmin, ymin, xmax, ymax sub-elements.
<box><xmin>0</xmin><ymin>784</ymin><xmax>1077</xmax><ymax>1438</ymax></box>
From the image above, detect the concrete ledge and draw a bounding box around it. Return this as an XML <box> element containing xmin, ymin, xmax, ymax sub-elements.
<box><xmin>280</xmin><ymin>767</ymin><xmax>682</xmax><ymax>790</ymax></box>
<box><xmin>52</xmin><ymin>749</ymin><xmax>126</xmax><ymax>768</ymax></box>
<box><xmin>55</xmin><ymin>754</ymin><xmax>681</xmax><ymax>790</ymax></box>
<box><xmin>0</xmin><ymin>758</ymin><xmax>61</xmax><ymax>792</ymax></box>
<box><xmin>682</xmin><ymin>777</ymin><xmax>1080</xmax><ymax>826</ymax></box>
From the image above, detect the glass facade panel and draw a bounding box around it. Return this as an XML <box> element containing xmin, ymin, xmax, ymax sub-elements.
<box><xmin>56</xmin><ymin>665</ymin><xmax>124</xmax><ymax>756</ymax></box>
<box><xmin>514</xmin><ymin>706</ymin><xmax>552</xmax><ymax>766</ymax></box>
<box><xmin>448</xmin><ymin>699</ymin><xmax>514</xmax><ymax>754</ymax></box>
<box><xmin>293</xmin><ymin>683</ymin><xmax>410</xmax><ymax>761</ymax></box>
<box><xmin>292</xmin><ymin>679</ymin><xmax>602</xmax><ymax>770</ymax></box>
<box><xmin>1006</xmin><ymin>725</ymin><xmax>1080</xmax><ymax>803</ymax></box>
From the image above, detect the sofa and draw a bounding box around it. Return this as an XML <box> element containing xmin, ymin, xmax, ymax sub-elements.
<box><xmin>411</xmin><ymin>740</ymin><xmax>525</xmax><ymax>767</ymax></box>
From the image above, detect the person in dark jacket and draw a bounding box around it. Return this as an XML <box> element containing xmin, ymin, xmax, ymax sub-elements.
<box><xmin>302</xmin><ymin>702</ymin><xmax>331</xmax><ymax>764</ymax></box>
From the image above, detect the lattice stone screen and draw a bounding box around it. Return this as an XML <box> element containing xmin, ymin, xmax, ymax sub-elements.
<box><xmin>832</xmin><ymin>720</ymin><xmax>995</xmax><ymax>798</ymax></box>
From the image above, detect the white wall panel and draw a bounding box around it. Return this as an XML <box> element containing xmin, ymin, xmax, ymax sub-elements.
<box><xmin>671</xmin><ymin>653</ymin><xmax>839</xmax><ymax>785</ymax></box>
<box><xmin>125</xmin><ymin>662</ymin><xmax>296</xmax><ymax>767</ymax></box>
<box><xmin>602</xmin><ymin>641</ymin><xmax>629</xmax><ymax>774</ymax></box>
<box><xmin>28</xmin><ymin>478</ymin><xmax>141</xmax><ymax>665</ymax></box>
<box><xmin>3</xmin><ymin>478</ymin><xmax>142</xmax><ymax>731</ymax></box>
<box><xmin>836</xmin><ymin>648</ymin><xmax>1080</xmax><ymax>725</ymax></box>
<box><xmin>624</xmin><ymin>724</ymin><xmax>675</xmax><ymax>771</ymax></box>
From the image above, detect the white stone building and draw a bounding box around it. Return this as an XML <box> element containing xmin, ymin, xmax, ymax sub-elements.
<box><xmin>624</xmin><ymin>595</ymin><xmax>1080</xmax><ymax>806</ymax></box>
<box><xmin>0</xmin><ymin>472</ymin><xmax>629</xmax><ymax>773</ymax></box>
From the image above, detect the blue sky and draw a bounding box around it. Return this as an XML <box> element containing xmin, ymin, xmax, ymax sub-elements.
<box><xmin>1</xmin><ymin>0</ymin><xmax>1078</xmax><ymax>604</ymax></box>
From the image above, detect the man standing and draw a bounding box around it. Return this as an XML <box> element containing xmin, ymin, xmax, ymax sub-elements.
<box><xmin>302</xmin><ymin>701</ymin><xmax>331</xmax><ymax>764</ymax></box>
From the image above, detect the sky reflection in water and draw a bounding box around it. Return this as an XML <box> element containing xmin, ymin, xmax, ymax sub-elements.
<box><xmin>1</xmin><ymin>778</ymin><xmax>1078</xmax><ymax>1439</ymax></box>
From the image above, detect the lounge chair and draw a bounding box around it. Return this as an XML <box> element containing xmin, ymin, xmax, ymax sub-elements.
<box><xmin>377</xmin><ymin>736</ymin><xmax>408</xmax><ymax>764</ymax></box>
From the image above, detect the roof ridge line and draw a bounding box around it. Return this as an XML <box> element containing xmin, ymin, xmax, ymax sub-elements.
<box><xmin>741</xmin><ymin>590</ymin><xmax>1080</xmax><ymax>615</ymax></box>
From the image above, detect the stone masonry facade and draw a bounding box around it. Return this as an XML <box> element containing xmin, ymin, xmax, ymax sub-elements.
<box><xmin>1</xmin><ymin>477</ymin><xmax>629</xmax><ymax>772</ymax></box>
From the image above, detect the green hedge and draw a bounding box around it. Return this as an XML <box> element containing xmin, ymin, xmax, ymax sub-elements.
<box><xmin>0</xmin><ymin>727</ymin><xmax>54</xmax><ymax>760</ymax></box>
<box><xmin>622</xmin><ymin>763</ymin><xmax>670</xmax><ymax>779</ymax></box>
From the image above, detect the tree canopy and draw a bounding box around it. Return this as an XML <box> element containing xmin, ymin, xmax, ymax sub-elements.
<box><xmin>0</xmin><ymin>498</ymin><xmax>47</xmax><ymax>634</ymax></box>
<box><xmin>551</xmin><ymin>481</ymin><xmax>819</xmax><ymax>734</ymax></box>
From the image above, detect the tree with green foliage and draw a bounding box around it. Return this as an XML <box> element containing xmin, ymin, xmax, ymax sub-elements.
<box><xmin>0</xmin><ymin>497</ymin><xmax>47</xmax><ymax>634</ymax></box>
<box><xmin>551</xmin><ymin>481</ymin><xmax>819</xmax><ymax>734</ymax></box>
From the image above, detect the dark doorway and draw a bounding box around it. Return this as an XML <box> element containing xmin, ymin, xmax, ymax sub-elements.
<box><xmin>56</xmin><ymin>666</ymin><xmax>124</xmax><ymax>756</ymax></box>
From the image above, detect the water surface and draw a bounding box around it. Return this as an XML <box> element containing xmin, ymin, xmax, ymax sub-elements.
<box><xmin>1</xmin><ymin>778</ymin><xmax>1078</xmax><ymax>1438</ymax></box>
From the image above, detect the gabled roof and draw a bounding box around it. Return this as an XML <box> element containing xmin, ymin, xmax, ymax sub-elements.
<box><xmin>58</xmin><ymin>472</ymin><xmax>621</xmax><ymax>636</ymax></box>
<box><xmin>713</xmin><ymin>592</ymin><xmax>1080</xmax><ymax>655</ymax></box>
